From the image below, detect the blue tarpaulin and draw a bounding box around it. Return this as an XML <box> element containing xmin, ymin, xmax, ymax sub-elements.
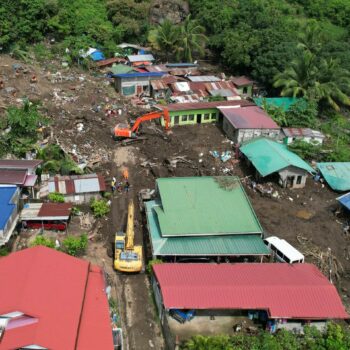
<box><xmin>337</xmin><ymin>192</ymin><xmax>350</xmax><ymax>211</ymax></box>
<box><xmin>90</xmin><ymin>50</ymin><xmax>105</xmax><ymax>61</ymax></box>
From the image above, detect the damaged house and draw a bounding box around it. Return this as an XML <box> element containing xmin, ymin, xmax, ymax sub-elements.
<box><xmin>240</xmin><ymin>138</ymin><xmax>314</xmax><ymax>188</ymax></box>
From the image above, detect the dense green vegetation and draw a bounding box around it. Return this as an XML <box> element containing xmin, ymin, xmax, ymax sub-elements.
<box><xmin>181</xmin><ymin>323</ymin><xmax>350</xmax><ymax>350</ymax></box>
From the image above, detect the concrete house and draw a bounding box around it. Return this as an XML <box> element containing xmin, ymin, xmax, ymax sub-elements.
<box><xmin>240</xmin><ymin>138</ymin><xmax>315</xmax><ymax>188</ymax></box>
<box><xmin>127</xmin><ymin>54</ymin><xmax>155</xmax><ymax>67</ymax></box>
<box><xmin>220</xmin><ymin>106</ymin><xmax>280</xmax><ymax>144</ymax></box>
<box><xmin>159</xmin><ymin>100</ymin><xmax>253</xmax><ymax>127</ymax></box>
<box><xmin>282</xmin><ymin>128</ymin><xmax>325</xmax><ymax>145</ymax></box>
<box><xmin>145</xmin><ymin>177</ymin><xmax>269</xmax><ymax>261</ymax></box>
<box><xmin>44</xmin><ymin>173</ymin><xmax>106</xmax><ymax>204</ymax></box>
<box><xmin>152</xmin><ymin>263</ymin><xmax>348</xmax><ymax>346</ymax></box>
<box><xmin>111</xmin><ymin>72</ymin><xmax>164</xmax><ymax>96</ymax></box>
<box><xmin>0</xmin><ymin>186</ymin><xmax>20</xmax><ymax>246</ymax></box>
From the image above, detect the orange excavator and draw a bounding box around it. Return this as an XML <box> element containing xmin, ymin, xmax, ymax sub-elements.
<box><xmin>113</xmin><ymin>109</ymin><xmax>170</xmax><ymax>139</ymax></box>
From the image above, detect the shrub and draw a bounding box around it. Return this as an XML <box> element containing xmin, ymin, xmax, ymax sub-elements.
<box><xmin>30</xmin><ymin>235</ymin><xmax>55</xmax><ymax>248</ymax></box>
<box><xmin>48</xmin><ymin>192</ymin><xmax>65</xmax><ymax>203</ymax></box>
<box><xmin>146</xmin><ymin>258</ymin><xmax>163</xmax><ymax>275</ymax></box>
<box><xmin>90</xmin><ymin>198</ymin><xmax>110</xmax><ymax>217</ymax></box>
<box><xmin>71</xmin><ymin>206</ymin><xmax>81</xmax><ymax>216</ymax></box>
<box><xmin>103</xmin><ymin>191</ymin><xmax>112</xmax><ymax>199</ymax></box>
<box><xmin>0</xmin><ymin>247</ymin><xmax>10</xmax><ymax>256</ymax></box>
<box><xmin>62</xmin><ymin>234</ymin><xmax>88</xmax><ymax>256</ymax></box>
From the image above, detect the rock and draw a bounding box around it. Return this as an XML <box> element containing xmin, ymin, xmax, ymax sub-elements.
<box><xmin>150</xmin><ymin>0</ymin><xmax>189</xmax><ymax>24</ymax></box>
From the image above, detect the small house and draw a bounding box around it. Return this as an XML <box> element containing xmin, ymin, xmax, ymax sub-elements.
<box><xmin>231</xmin><ymin>76</ymin><xmax>254</xmax><ymax>97</ymax></box>
<box><xmin>220</xmin><ymin>106</ymin><xmax>280</xmax><ymax>144</ymax></box>
<box><xmin>117</xmin><ymin>42</ymin><xmax>151</xmax><ymax>55</ymax></box>
<box><xmin>20</xmin><ymin>202</ymin><xmax>72</xmax><ymax>231</ymax></box>
<box><xmin>152</xmin><ymin>263</ymin><xmax>348</xmax><ymax>344</ymax></box>
<box><xmin>317</xmin><ymin>162</ymin><xmax>350</xmax><ymax>192</ymax></box>
<box><xmin>0</xmin><ymin>246</ymin><xmax>114</xmax><ymax>349</ymax></box>
<box><xmin>45</xmin><ymin>173</ymin><xmax>106</xmax><ymax>204</ymax></box>
<box><xmin>240</xmin><ymin>138</ymin><xmax>314</xmax><ymax>188</ymax></box>
<box><xmin>111</xmin><ymin>72</ymin><xmax>165</xmax><ymax>96</ymax></box>
<box><xmin>158</xmin><ymin>100</ymin><xmax>253</xmax><ymax>127</ymax></box>
<box><xmin>0</xmin><ymin>186</ymin><xmax>20</xmax><ymax>246</ymax></box>
<box><xmin>282</xmin><ymin>128</ymin><xmax>325</xmax><ymax>145</ymax></box>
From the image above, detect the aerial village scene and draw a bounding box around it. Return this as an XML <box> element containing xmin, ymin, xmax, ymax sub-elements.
<box><xmin>1</xmin><ymin>1</ymin><xmax>350</xmax><ymax>350</ymax></box>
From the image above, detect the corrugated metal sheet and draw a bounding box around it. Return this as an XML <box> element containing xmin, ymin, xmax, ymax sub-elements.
<box><xmin>38</xmin><ymin>203</ymin><xmax>72</xmax><ymax>218</ymax></box>
<box><xmin>153</xmin><ymin>263</ymin><xmax>349</xmax><ymax>319</ymax></box>
<box><xmin>146</xmin><ymin>201</ymin><xmax>268</xmax><ymax>256</ymax></box>
<box><xmin>0</xmin><ymin>187</ymin><xmax>17</xmax><ymax>230</ymax></box>
<box><xmin>0</xmin><ymin>169</ymin><xmax>27</xmax><ymax>185</ymax></box>
<box><xmin>169</xmin><ymin>69</ymin><xmax>200</xmax><ymax>76</ymax></box>
<box><xmin>219</xmin><ymin>106</ymin><xmax>279</xmax><ymax>129</ymax></box>
<box><xmin>317</xmin><ymin>162</ymin><xmax>350</xmax><ymax>191</ymax></box>
<box><xmin>127</xmin><ymin>54</ymin><xmax>155</xmax><ymax>62</ymax></box>
<box><xmin>151</xmin><ymin>80</ymin><xmax>169</xmax><ymax>90</ymax></box>
<box><xmin>231</xmin><ymin>75</ymin><xmax>253</xmax><ymax>87</ymax></box>
<box><xmin>0</xmin><ymin>160</ymin><xmax>42</xmax><ymax>170</ymax></box>
<box><xmin>154</xmin><ymin>177</ymin><xmax>263</xmax><ymax>236</ymax></box>
<box><xmin>48</xmin><ymin>174</ymin><xmax>106</xmax><ymax>195</ymax></box>
<box><xmin>188</xmin><ymin>75</ymin><xmax>220</xmax><ymax>82</ymax></box>
<box><xmin>282</xmin><ymin>128</ymin><xmax>325</xmax><ymax>138</ymax></box>
<box><xmin>145</xmin><ymin>65</ymin><xmax>169</xmax><ymax>73</ymax></box>
<box><xmin>240</xmin><ymin>139</ymin><xmax>315</xmax><ymax>177</ymax></box>
<box><xmin>337</xmin><ymin>192</ymin><xmax>350</xmax><ymax>210</ymax></box>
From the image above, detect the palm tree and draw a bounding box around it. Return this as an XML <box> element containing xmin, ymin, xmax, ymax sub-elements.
<box><xmin>177</xmin><ymin>15</ymin><xmax>207</xmax><ymax>62</ymax></box>
<box><xmin>273</xmin><ymin>50</ymin><xmax>317</xmax><ymax>97</ymax></box>
<box><xmin>148</xmin><ymin>20</ymin><xmax>179</xmax><ymax>61</ymax></box>
<box><xmin>312</xmin><ymin>58</ymin><xmax>350</xmax><ymax>111</ymax></box>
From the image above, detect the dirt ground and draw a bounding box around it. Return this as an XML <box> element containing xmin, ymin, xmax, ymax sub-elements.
<box><xmin>2</xmin><ymin>54</ymin><xmax>350</xmax><ymax>349</ymax></box>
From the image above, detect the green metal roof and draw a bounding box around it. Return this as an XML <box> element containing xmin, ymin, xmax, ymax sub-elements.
<box><xmin>240</xmin><ymin>138</ymin><xmax>314</xmax><ymax>177</ymax></box>
<box><xmin>155</xmin><ymin>177</ymin><xmax>263</xmax><ymax>237</ymax></box>
<box><xmin>146</xmin><ymin>201</ymin><xmax>269</xmax><ymax>256</ymax></box>
<box><xmin>317</xmin><ymin>162</ymin><xmax>350</xmax><ymax>192</ymax></box>
<box><xmin>253</xmin><ymin>97</ymin><xmax>303</xmax><ymax>112</ymax></box>
<box><xmin>110</xmin><ymin>63</ymin><xmax>134</xmax><ymax>75</ymax></box>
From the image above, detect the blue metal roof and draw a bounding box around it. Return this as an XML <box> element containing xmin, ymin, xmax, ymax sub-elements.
<box><xmin>0</xmin><ymin>187</ymin><xmax>17</xmax><ymax>230</ymax></box>
<box><xmin>110</xmin><ymin>72</ymin><xmax>165</xmax><ymax>78</ymax></box>
<box><xmin>337</xmin><ymin>192</ymin><xmax>350</xmax><ymax>211</ymax></box>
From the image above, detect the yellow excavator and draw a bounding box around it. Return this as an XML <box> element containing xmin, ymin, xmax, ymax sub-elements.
<box><xmin>114</xmin><ymin>200</ymin><xmax>143</xmax><ymax>273</ymax></box>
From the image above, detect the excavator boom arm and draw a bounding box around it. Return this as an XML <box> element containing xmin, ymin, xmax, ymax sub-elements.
<box><xmin>125</xmin><ymin>201</ymin><xmax>135</xmax><ymax>250</ymax></box>
<box><xmin>131</xmin><ymin>109</ymin><xmax>170</xmax><ymax>133</ymax></box>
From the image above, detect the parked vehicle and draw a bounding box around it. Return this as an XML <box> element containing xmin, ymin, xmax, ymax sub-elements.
<box><xmin>169</xmin><ymin>309</ymin><xmax>195</xmax><ymax>323</ymax></box>
<box><xmin>264</xmin><ymin>236</ymin><xmax>304</xmax><ymax>264</ymax></box>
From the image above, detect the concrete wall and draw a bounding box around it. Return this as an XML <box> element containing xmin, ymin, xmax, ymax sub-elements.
<box><xmin>236</xmin><ymin>85</ymin><xmax>253</xmax><ymax>98</ymax></box>
<box><xmin>222</xmin><ymin>118</ymin><xmax>279</xmax><ymax>144</ymax></box>
<box><xmin>284</xmin><ymin>136</ymin><xmax>324</xmax><ymax>145</ymax></box>
<box><xmin>278</xmin><ymin>166</ymin><xmax>308</xmax><ymax>189</ymax></box>
<box><xmin>63</xmin><ymin>192</ymin><xmax>103</xmax><ymax>204</ymax></box>
<box><xmin>161</xmin><ymin>108</ymin><xmax>218</xmax><ymax>127</ymax></box>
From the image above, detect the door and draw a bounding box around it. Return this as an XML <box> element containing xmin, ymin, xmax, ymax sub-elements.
<box><xmin>196</xmin><ymin>114</ymin><xmax>202</xmax><ymax>124</ymax></box>
<box><xmin>174</xmin><ymin>115</ymin><xmax>179</xmax><ymax>125</ymax></box>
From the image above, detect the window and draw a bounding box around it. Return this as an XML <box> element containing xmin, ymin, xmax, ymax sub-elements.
<box><xmin>189</xmin><ymin>114</ymin><xmax>195</xmax><ymax>121</ymax></box>
<box><xmin>296</xmin><ymin>175</ymin><xmax>302</xmax><ymax>184</ymax></box>
<box><xmin>211</xmin><ymin>113</ymin><xmax>217</xmax><ymax>120</ymax></box>
<box><xmin>243</xmin><ymin>87</ymin><xmax>248</xmax><ymax>94</ymax></box>
<box><xmin>181</xmin><ymin>115</ymin><xmax>188</xmax><ymax>122</ymax></box>
<box><xmin>203</xmin><ymin>113</ymin><xmax>210</xmax><ymax>120</ymax></box>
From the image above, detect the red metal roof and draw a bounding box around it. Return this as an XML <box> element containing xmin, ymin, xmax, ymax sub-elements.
<box><xmin>162</xmin><ymin>99</ymin><xmax>254</xmax><ymax>112</ymax></box>
<box><xmin>0</xmin><ymin>246</ymin><xmax>114</xmax><ymax>349</ymax></box>
<box><xmin>0</xmin><ymin>159</ymin><xmax>42</xmax><ymax>170</ymax></box>
<box><xmin>23</xmin><ymin>174</ymin><xmax>38</xmax><ymax>187</ymax></box>
<box><xmin>0</xmin><ymin>169</ymin><xmax>27</xmax><ymax>185</ymax></box>
<box><xmin>231</xmin><ymin>75</ymin><xmax>254</xmax><ymax>87</ymax></box>
<box><xmin>38</xmin><ymin>203</ymin><xmax>72</xmax><ymax>217</ymax></box>
<box><xmin>219</xmin><ymin>106</ymin><xmax>279</xmax><ymax>129</ymax></box>
<box><xmin>95</xmin><ymin>57</ymin><xmax>120</xmax><ymax>67</ymax></box>
<box><xmin>153</xmin><ymin>263</ymin><xmax>348</xmax><ymax>320</ymax></box>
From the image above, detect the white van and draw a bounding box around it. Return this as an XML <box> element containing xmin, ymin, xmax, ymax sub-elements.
<box><xmin>264</xmin><ymin>236</ymin><xmax>304</xmax><ymax>264</ymax></box>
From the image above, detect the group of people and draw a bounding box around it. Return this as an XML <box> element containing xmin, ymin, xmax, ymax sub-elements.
<box><xmin>111</xmin><ymin>169</ymin><xmax>130</xmax><ymax>194</ymax></box>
